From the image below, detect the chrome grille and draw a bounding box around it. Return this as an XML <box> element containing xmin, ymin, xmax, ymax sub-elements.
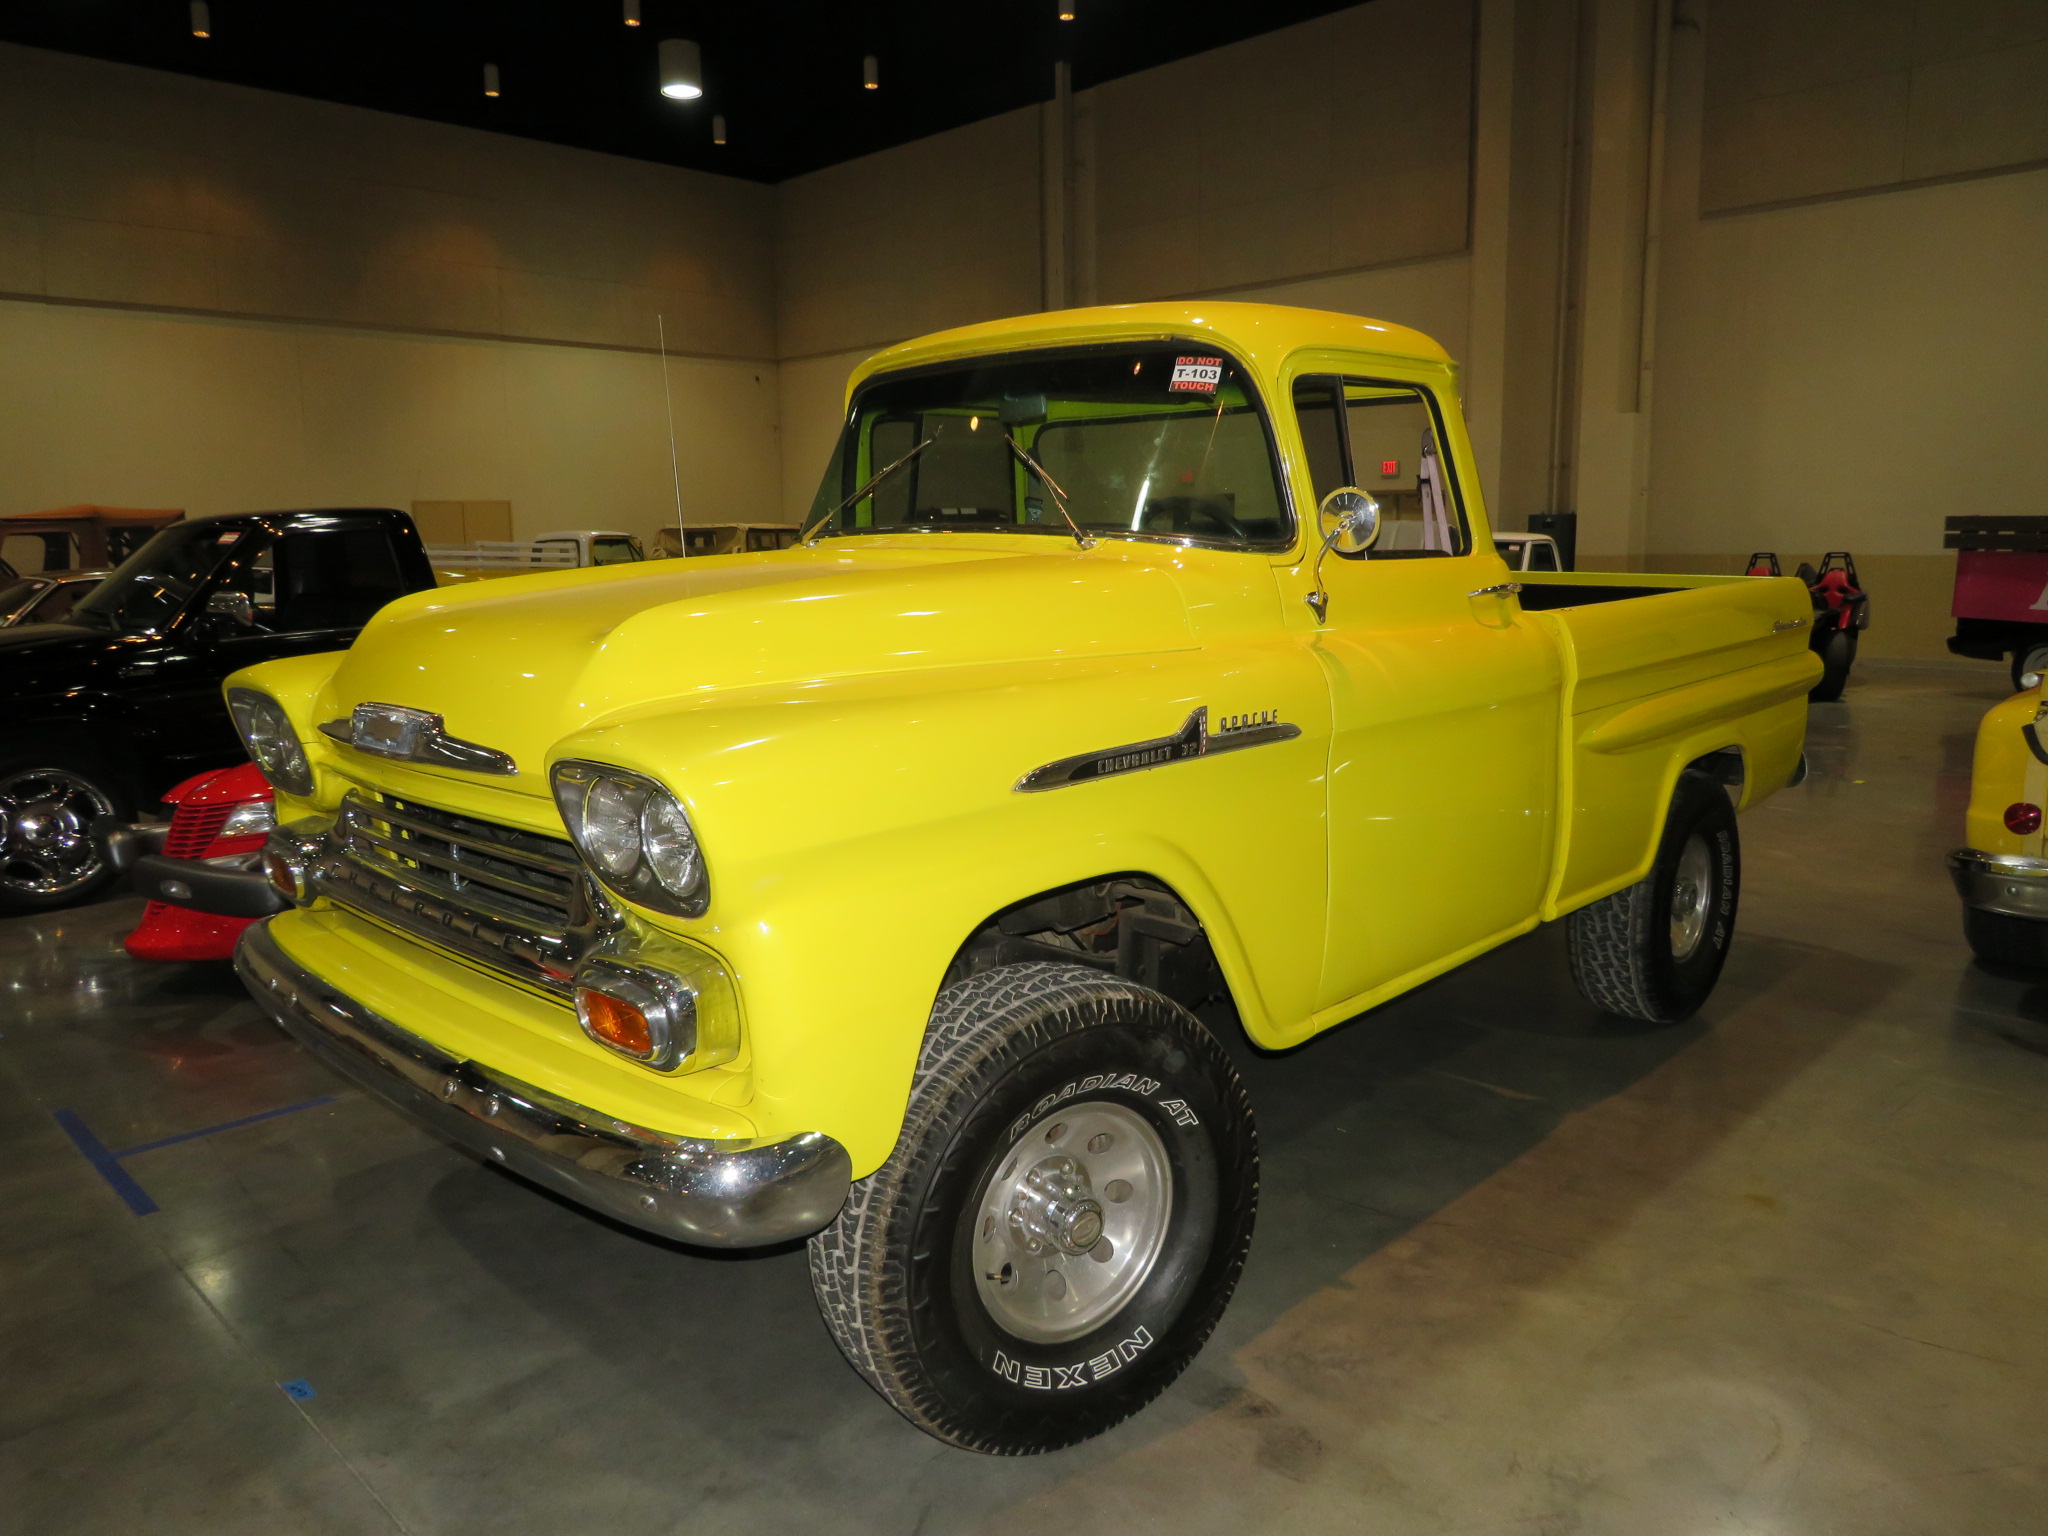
<box><xmin>318</xmin><ymin>791</ymin><xmax>589</xmax><ymax>994</ymax></box>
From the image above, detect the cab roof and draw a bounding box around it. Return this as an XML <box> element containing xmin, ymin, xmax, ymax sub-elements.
<box><xmin>851</xmin><ymin>301</ymin><xmax>1454</xmax><ymax>399</ymax></box>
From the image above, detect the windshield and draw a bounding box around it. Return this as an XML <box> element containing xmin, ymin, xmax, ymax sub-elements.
<box><xmin>806</xmin><ymin>341</ymin><xmax>1292</xmax><ymax>548</ymax></box>
<box><xmin>71</xmin><ymin>522</ymin><xmax>243</xmax><ymax>633</ymax></box>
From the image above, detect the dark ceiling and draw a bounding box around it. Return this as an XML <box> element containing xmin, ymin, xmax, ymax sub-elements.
<box><xmin>0</xmin><ymin>1</ymin><xmax>1370</xmax><ymax>183</ymax></box>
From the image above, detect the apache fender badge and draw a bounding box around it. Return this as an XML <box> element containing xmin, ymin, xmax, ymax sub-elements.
<box><xmin>1015</xmin><ymin>706</ymin><xmax>1299</xmax><ymax>793</ymax></box>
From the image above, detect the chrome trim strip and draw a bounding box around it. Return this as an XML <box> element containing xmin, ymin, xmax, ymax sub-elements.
<box><xmin>347</xmin><ymin>820</ymin><xmax>569</xmax><ymax>908</ymax></box>
<box><xmin>348</xmin><ymin>796</ymin><xmax>581</xmax><ymax>878</ymax></box>
<box><xmin>235</xmin><ymin>921</ymin><xmax>850</xmax><ymax>1247</ymax></box>
<box><xmin>312</xmin><ymin>855</ymin><xmax>579</xmax><ymax>992</ymax></box>
<box><xmin>1015</xmin><ymin>706</ymin><xmax>1303</xmax><ymax>793</ymax></box>
<box><xmin>1950</xmin><ymin>847</ymin><xmax>2048</xmax><ymax>922</ymax></box>
<box><xmin>318</xmin><ymin>703</ymin><xmax>519</xmax><ymax>776</ymax></box>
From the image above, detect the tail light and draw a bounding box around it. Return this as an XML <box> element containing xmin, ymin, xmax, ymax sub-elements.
<box><xmin>2004</xmin><ymin>802</ymin><xmax>2041</xmax><ymax>834</ymax></box>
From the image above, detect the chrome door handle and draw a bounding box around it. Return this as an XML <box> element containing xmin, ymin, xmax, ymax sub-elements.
<box><xmin>1469</xmin><ymin>581</ymin><xmax>1523</xmax><ymax>599</ymax></box>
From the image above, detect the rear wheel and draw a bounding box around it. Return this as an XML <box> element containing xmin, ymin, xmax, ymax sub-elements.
<box><xmin>2011</xmin><ymin>643</ymin><xmax>2048</xmax><ymax>694</ymax></box>
<box><xmin>1963</xmin><ymin>907</ymin><xmax>2048</xmax><ymax>970</ymax></box>
<box><xmin>1809</xmin><ymin>627</ymin><xmax>1855</xmax><ymax>702</ymax></box>
<box><xmin>808</xmin><ymin>961</ymin><xmax>1257</xmax><ymax>1453</ymax></box>
<box><xmin>0</xmin><ymin>753</ymin><xmax>133</xmax><ymax>915</ymax></box>
<box><xmin>1567</xmin><ymin>771</ymin><xmax>1740</xmax><ymax>1024</ymax></box>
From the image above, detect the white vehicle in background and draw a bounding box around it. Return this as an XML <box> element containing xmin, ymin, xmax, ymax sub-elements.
<box><xmin>427</xmin><ymin>529</ymin><xmax>647</xmax><ymax>582</ymax></box>
<box><xmin>1492</xmin><ymin>531</ymin><xmax>1564</xmax><ymax>572</ymax></box>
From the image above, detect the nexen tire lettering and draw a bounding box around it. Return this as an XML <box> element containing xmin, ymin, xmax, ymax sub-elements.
<box><xmin>991</xmin><ymin>1326</ymin><xmax>1156</xmax><ymax>1389</ymax></box>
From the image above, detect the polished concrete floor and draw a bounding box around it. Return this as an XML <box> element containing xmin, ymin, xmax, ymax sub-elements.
<box><xmin>5</xmin><ymin>660</ymin><xmax>2047</xmax><ymax>1534</ymax></box>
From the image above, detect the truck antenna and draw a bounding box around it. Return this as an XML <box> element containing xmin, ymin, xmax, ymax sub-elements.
<box><xmin>657</xmin><ymin>315</ymin><xmax>685</xmax><ymax>534</ymax></box>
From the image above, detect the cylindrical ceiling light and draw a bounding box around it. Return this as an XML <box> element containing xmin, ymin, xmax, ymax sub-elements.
<box><xmin>623</xmin><ymin>0</ymin><xmax>641</xmax><ymax>25</ymax></box>
<box><xmin>712</xmin><ymin>114</ymin><xmax>728</xmax><ymax>146</ymax></box>
<box><xmin>483</xmin><ymin>63</ymin><xmax>501</xmax><ymax>98</ymax></box>
<box><xmin>862</xmin><ymin>54</ymin><xmax>879</xmax><ymax>90</ymax></box>
<box><xmin>190</xmin><ymin>2</ymin><xmax>211</xmax><ymax>38</ymax></box>
<box><xmin>659</xmin><ymin>39</ymin><xmax>703</xmax><ymax>100</ymax></box>
<box><xmin>1059</xmin><ymin>1</ymin><xmax>1076</xmax><ymax>18</ymax></box>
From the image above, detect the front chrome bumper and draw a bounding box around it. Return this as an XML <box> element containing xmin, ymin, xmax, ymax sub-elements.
<box><xmin>234</xmin><ymin>920</ymin><xmax>850</xmax><ymax>1247</ymax></box>
<box><xmin>1949</xmin><ymin>848</ymin><xmax>2048</xmax><ymax>922</ymax></box>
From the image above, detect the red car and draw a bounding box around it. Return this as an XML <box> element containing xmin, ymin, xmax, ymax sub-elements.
<box><xmin>111</xmin><ymin>762</ymin><xmax>280</xmax><ymax>960</ymax></box>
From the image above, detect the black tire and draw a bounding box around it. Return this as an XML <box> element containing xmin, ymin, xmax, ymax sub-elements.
<box><xmin>2011</xmin><ymin>644</ymin><xmax>2048</xmax><ymax>694</ymax></box>
<box><xmin>1566</xmin><ymin>771</ymin><xmax>1739</xmax><ymax>1023</ymax></box>
<box><xmin>1963</xmin><ymin>907</ymin><xmax>2048</xmax><ymax>969</ymax></box>
<box><xmin>808</xmin><ymin>961</ymin><xmax>1257</xmax><ymax>1454</ymax></box>
<box><xmin>1808</xmin><ymin>627</ymin><xmax>1855</xmax><ymax>702</ymax></box>
<box><xmin>0</xmin><ymin>749</ymin><xmax>134</xmax><ymax>916</ymax></box>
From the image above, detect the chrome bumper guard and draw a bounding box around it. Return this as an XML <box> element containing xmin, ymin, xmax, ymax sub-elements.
<box><xmin>1949</xmin><ymin>848</ymin><xmax>2048</xmax><ymax>923</ymax></box>
<box><xmin>234</xmin><ymin>920</ymin><xmax>851</xmax><ymax>1247</ymax></box>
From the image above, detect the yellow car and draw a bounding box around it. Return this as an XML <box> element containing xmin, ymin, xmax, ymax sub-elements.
<box><xmin>225</xmin><ymin>302</ymin><xmax>1817</xmax><ymax>1453</ymax></box>
<box><xmin>1952</xmin><ymin>677</ymin><xmax>2048</xmax><ymax>965</ymax></box>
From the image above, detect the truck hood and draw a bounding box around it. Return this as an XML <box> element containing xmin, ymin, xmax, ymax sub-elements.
<box><xmin>321</xmin><ymin>542</ymin><xmax>1198</xmax><ymax>775</ymax></box>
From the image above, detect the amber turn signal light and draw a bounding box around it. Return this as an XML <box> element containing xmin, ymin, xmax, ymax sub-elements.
<box><xmin>577</xmin><ymin>988</ymin><xmax>655</xmax><ymax>1057</ymax></box>
<box><xmin>2005</xmin><ymin>802</ymin><xmax>2042</xmax><ymax>834</ymax></box>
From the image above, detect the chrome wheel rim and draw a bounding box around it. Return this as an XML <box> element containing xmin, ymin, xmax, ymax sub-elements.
<box><xmin>0</xmin><ymin>769</ymin><xmax>115</xmax><ymax>898</ymax></box>
<box><xmin>1669</xmin><ymin>832</ymin><xmax>1714</xmax><ymax>961</ymax></box>
<box><xmin>972</xmin><ymin>1100</ymin><xmax>1172</xmax><ymax>1344</ymax></box>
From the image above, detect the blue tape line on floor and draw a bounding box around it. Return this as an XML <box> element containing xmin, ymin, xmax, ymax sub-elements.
<box><xmin>111</xmin><ymin>1096</ymin><xmax>337</xmax><ymax>1159</ymax></box>
<box><xmin>279</xmin><ymin>1379</ymin><xmax>316</xmax><ymax>1401</ymax></box>
<box><xmin>55</xmin><ymin>1095</ymin><xmax>339</xmax><ymax>1217</ymax></box>
<box><xmin>53</xmin><ymin>1109</ymin><xmax>160</xmax><ymax>1217</ymax></box>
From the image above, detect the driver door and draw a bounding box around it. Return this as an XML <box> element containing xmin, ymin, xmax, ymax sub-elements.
<box><xmin>1292</xmin><ymin>374</ymin><xmax>1565</xmax><ymax>1012</ymax></box>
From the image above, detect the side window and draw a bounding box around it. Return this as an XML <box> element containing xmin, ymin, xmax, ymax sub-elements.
<box><xmin>272</xmin><ymin>524</ymin><xmax>410</xmax><ymax>632</ymax></box>
<box><xmin>590</xmin><ymin>537</ymin><xmax>642</xmax><ymax>565</ymax></box>
<box><xmin>1290</xmin><ymin>374</ymin><xmax>1468</xmax><ymax>558</ymax></box>
<box><xmin>1291</xmin><ymin>379</ymin><xmax>1348</xmax><ymax>507</ymax></box>
<box><xmin>38</xmin><ymin>580</ymin><xmax>88</xmax><ymax>624</ymax></box>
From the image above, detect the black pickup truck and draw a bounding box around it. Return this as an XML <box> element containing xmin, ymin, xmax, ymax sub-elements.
<box><xmin>0</xmin><ymin>507</ymin><xmax>435</xmax><ymax>914</ymax></box>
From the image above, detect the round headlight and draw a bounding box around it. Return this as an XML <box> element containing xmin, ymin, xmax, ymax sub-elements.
<box><xmin>551</xmin><ymin>760</ymin><xmax>711</xmax><ymax>919</ymax></box>
<box><xmin>640</xmin><ymin>793</ymin><xmax>703</xmax><ymax>900</ymax></box>
<box><xmin>226</xmin><ymin>688</ymin><xmax>314</xmax><ymax>797</ymax></box>
<box><xmin>582</xmin><ymin>778</ymin><xmax>643</xmax><ymax>877</ymax></box>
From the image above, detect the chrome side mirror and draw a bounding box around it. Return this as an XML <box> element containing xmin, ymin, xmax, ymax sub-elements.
<box><xmin>1306</xmin><ymin>487</ymin><xmax>1380</xmax><ymax>623</ymax></box>
<box><xmin>206</xmin><ymin>590</ymin><xmax>255</xmax><ymax>628</ymax></box>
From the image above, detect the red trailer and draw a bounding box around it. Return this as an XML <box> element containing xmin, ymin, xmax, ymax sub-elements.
<box><xmin>1946</xmin><ymin>517</ymin><xmax>2048</xmax><ymax>691</ymax></box>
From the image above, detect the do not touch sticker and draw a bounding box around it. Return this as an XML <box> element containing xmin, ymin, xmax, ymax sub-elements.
<box><xmin>1168</xmin><ymin>355</ymin><xmax>1223</xmax><ymax>393</ymax></box>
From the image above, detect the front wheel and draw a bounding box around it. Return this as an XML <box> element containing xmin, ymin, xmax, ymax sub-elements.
<box><xmin>808</xmin><ymin>962</ymin><xmax>1257</xmax><ymax>1454</ymax></box>
<box><xmin>1566</xmin><ymin>771</ymin><xmax>1740</xmax><ymax>1023</ymax></box>
<box><xmin>0</xmin><ymin>754</ymin><xmax>133</xmax><ymax>915</ymax></box>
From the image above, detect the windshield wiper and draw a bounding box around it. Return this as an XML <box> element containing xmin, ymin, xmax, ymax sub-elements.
<box><xmin>800</xmin><ymin>437</ymin><xmax>935</xmax><ymax>544</ymax></box>
<box><xmin>1003</xmin><ymin>434</ymin><xmax>1095</xmax><ymax>549</ymax></box>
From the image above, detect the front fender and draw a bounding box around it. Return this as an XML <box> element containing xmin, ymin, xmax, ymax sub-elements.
<box><xmin>549</xmin><ymin>648</ymin><xmax>1331</xmax><ymax>1177</ymax></box>
<box><xmin>224</xmin><ymin>650</ymin><xmax>351</xmax><ymax>820</ymax></box>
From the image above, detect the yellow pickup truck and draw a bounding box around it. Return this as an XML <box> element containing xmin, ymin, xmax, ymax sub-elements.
<box><xmin>227</xmin><ymin>303</ymin><xmax>1818</xmax><ymax>1453</ymax></box>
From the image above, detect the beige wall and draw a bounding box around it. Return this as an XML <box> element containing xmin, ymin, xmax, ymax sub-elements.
<box><xmin>1648</xmin><ymin>3</ymin><xmax>2048</xmax><ymax>658</ymax></box>
<box><xmin>1087</xmin><ymin>0</ymin><xmax>1473</xmax><ymax>301</ymax></box>
<box><xmin>1703</xmin><ymin>0</ymin><xmax>2048</xmax><ymax>212</ymax></box>
<box><xmin>0</xmin><ymin>42</ymin><xmax>782</xmax><ymax>543</ymax></box>
<box><xmin>769</xmin><ymin>0</ymin><xmax>1480</xmax><ymax>519</ymax></box>
<box><xmin>8</xmin><ymin>4</ymin><xmax>2046</xmax><ymax>665</ymax></box>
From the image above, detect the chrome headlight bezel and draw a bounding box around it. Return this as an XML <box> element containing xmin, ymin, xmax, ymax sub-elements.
<box><xmin>226</xmin><ymin>688</ymin><xmax>315</xmax><ymax>797</ymax></box>
<box><xmin>550</xmin><ymin>760</ymin><xmax>709</xmax><ymax>918</ymax></box>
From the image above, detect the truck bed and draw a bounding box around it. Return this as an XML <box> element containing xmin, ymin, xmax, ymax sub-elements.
<box><xmin>1517</xmin><ymin>569</ymin><xmax>1818</xmax><ymax>918</ymax></box>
